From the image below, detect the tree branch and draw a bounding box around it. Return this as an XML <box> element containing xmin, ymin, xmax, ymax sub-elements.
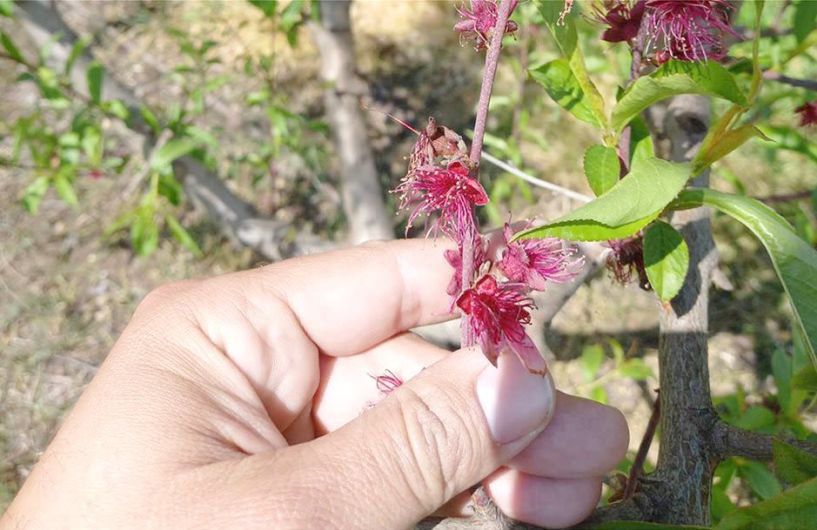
<box><xmin>763</xmin><ymin>71</ymin><xmax>817</xmax><ymax>91</ymax></box>
<box><xmin>309</xmin><ymin>1</ymin><xmax>393</xmax><ymax>244</ymax></box>
<box><xmin>710</xmin><ymin>421</ymin><xmax>817</xmax><ymax>461</ymax></box>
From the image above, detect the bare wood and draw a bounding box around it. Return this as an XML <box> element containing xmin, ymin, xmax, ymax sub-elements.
<box><xmin>309</xmin><ymin>1</ymin><xmax>393</xmax><ymax>244</ymax></box>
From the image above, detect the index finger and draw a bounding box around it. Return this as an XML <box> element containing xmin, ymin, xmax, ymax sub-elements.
<box><xmin>251</xmin><ymin>238</ymin><xmax>457</xmax><ymax>356</ymax></box>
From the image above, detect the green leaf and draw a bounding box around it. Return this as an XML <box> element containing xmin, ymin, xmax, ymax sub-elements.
<box><xmin>64</xmin><ymin>35</ymin><xmax>90</xmax><ymax>77</ymax></box>
<box><xmin>86</xmin><ymin>61</ymin><xmax>104</xmax><ymax>104</ymax></box>
<box><xmin>694</xmin><ymin>125</ymin><xmax>769</xmax><ymax>172</ymax></box>
<box><xmin>773</xmin><ymin>440</ymin><xmax>817</xmax><ymax>485</ymax></box>
<box><xmin>612</xmin><ymin>61</ymin><xmax>747</xmax><ymax>133</ymax></box>
<box><xmin>534</xmin><ymin>0</ymin><xmax>608</xmax><ymax>133</ymax></box>
<box><xmin>81</xmin><ymin>126</ymin><xmax>103</xmax><ymax>167</ymax></box>
<box><xmin>1</xmin><ymin>31</ymin><xmax>24</xmax><ymax>63</ymax></box>
<box><xmin>515</xmin><ymin>157</ymin><xmax>690</xmax><ymax>242</ymax></box>
<box><xmin>165</xmin><ymin>215</ymin><xmax>202</xmax><ymax>257</ymax></box>
<box><xmin>583</xmin><ymin>145</ymin><xmax>620</xmax><ymax>196</ymax></box>
<box><xmin>716</xmin><ymin>476</ymin><xmax>817</xmax><ymax>530</ymax></box>
<box><xmin>759</xmin><ymin>126</ymin><xmax>817</xmax><ymax>164</ymax></box>
<box><xmin>0</xmin><ymin>0</ymin><xmax>13</xmax><ymax>17</ymax></box>
<box><xmin>792</xmin><ymin>364</ymin><xmax>817</xmax><ymax>392</ymax></box>
<box><xmin>672</xmin><ymin>189</ymin><xmax>817</xmax><ymax>373</ymax></box>
<box><xmin>794</xmin><ymin>0</ymin><xmax>817</xmax><ymax>44</ymax></box>
<box><xmin>248</xmin><ymin>0</ymin><xmax>277</xmax><ymax>17</ymax></box>
<box><xmin>22</xmin><ymin>176</ymin><xmax>50</xmax><ymax>214</ymax></box>
<box><xmin>531</xmin><ymin>59</ymin><xmax>604</xmax><ymax>128</ymax></box>
<box><xmin>139</xmin><ymin>106</ymin><xmax>161</xmax><ymax>134</ymax></box>
<box><xmin>102</xmin><ymin>100</ymin><xmax>130</xmax><ymax>121</ymax></box>
<box><xmin>580</xmin><ymin>344</ymin><xmax>605</xmax><ymax>381</ymax></box>
<box><xmin>150</xmin><ymin>138</ymin><xmax>197</xmax><ymax>170</ymax></box>
<box><xmin>53</xmin><ymin>166</ymin><xmax>78</xmax><ymax>207</ymax></box>
<box><xmin>739</xmin><ymin>461</ymin><xmax>782</xmax><ymax>500</ymax></box>
<box><xmin>617</xmin><ymin>359</ymin><xmax>654</xmax><ymax>381</ymax></box>
<box><xmin>630</xmin><ymin>117</ymin><xmax>654</xmax><ymax>164</ymax></box>
<box><xmin>735</xmin><ymin>406</ymin><xmax>775</xmax><ymax>432</ymax></box>
<box><xmin>643</xmin><ymin>221</ymin><xmax>689</xmax><ymax>301</ymax></box>
<box><xmin>158</xmin><ymin>172</ymin><xmax>184</xmax><ymax>206</ymax></box>
<box><xmin>131</xmin><ymin>207</ymin><xmax>158</xmax><ymax>256</ymax></box>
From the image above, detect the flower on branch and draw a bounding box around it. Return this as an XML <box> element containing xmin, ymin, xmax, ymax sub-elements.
<box><xmin>444</xmin><ymin>233</ymin><xmax>488</xmax><ymax>297</ymax></box>
<box><xmin>644</xmin><ymin>0</ymin><xmax>738</xmax><ymax>62</ymax></box>
<box><xmin>457</xmin><ymin>275</ymin><xmax>547</xmax><ymax>375</ymax></box>
<box><xmin>606</xmin><ymin>234</ymin><xmax>650</xmax><ymax>289</ymax></box>
<box><xmin>454</xmin><ymin>0</ymin><xmax>519</xmax><ymax>51</ymax></box>
<box><xmin>499</xmin><ymin>224</ymin><xmax>584</xmax><ymax>291</ymax></box>
<box><xmin>796</xmin><ymin>101</ymin><xmax>817</xmax><ymax>127</ymax></box>
<box><xmin>396</xmin><ymin>160</ymin><xmax>488</xmax><ymax>240</ymax></box>
<box><xmin>596</xmin><ymin>0</ymin><xmax>646</xmax><ymax>43</ymax></box>
<box><xmin>408</xmin><ymin>117</ymin><xmax>470</xmax><ymax>175</ymax></box>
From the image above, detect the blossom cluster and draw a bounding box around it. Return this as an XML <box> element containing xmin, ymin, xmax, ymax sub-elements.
<box><xmin>595</xmin><ymin>0</ymin><xmax>738</xmax><ymax>63</ymax></box>
<box><xmin>395</xmin><ymin>118</ymin><xmax>582</xmax><ymax>375</ymax></box>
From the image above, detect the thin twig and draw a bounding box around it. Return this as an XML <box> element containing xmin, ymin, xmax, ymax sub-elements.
<box><xmin>756</xmin><ymin>189</ymin><xmax>814</xmax><ymax>203</ymax></box>
<box><xmin>624</xmin><ymin>390</ymin><xmax>660</xmax><ymax>499</ymax></box>
<box><xmin>763</xmin><ymin>71</ymin><xmax>817</xmax><ymax>91</ymax></box>
<box><xmin>480</xmin><ymin>151</ymin><xmax>592</xmax><ymax>202</ymax></box>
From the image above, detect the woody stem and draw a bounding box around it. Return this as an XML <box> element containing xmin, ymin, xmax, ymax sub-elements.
<box><xmin>468</xmin><ymin>0</ymin><xmax>514</xmax><ymax>166</ymax></box>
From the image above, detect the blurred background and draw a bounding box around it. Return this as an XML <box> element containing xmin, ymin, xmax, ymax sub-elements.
<box><xmin>1</xmin><ymin>0</ymin><xmax>816</xmax><ymax>517</ymax></box>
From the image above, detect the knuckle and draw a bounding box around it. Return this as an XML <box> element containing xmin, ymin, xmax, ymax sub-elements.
<box><xmin>391</xmin><ymin>385</ymin><xmax>480</xmax><ymax>510</ymax></box>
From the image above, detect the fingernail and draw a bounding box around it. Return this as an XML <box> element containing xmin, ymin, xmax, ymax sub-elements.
<box><xmin>476</xmin><ymin>352</ymin><xmax>556</xmax><ymax>444</ymax></box>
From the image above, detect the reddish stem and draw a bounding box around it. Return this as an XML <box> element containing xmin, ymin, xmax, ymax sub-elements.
<box><xmin>460</xmin><ymin>0</ymin><xmax>514</xmax><ymax>346</ymax></box>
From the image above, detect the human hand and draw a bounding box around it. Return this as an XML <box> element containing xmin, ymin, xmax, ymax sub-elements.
<box><xmin>3</xmin><ymin>239</ymin><xmax>628</xmax><ymax>529</ymax></box>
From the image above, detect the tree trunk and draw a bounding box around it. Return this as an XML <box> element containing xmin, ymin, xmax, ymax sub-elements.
<box><xmin>310</xmin><ymin>0</ymin><xmax>393</xmax><ymax>244</ymax></box>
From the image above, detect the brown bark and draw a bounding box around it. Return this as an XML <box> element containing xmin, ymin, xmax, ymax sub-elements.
<box><xmin>309</xmin><ymin>0</ymin><xmax>393</xmax><ymax>244</ymax></box>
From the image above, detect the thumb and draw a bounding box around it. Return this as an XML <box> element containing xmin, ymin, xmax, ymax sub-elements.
<box><xmin>287</xmin><ymin>347</ymin><xmax>555</xmax><ymax>529</ymax></box>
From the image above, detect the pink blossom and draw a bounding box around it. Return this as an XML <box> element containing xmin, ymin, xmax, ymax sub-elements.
<box><xmin>396</xmin><ymin>160</ymin><xmax>489</xmax><ymax>240</ymax></box>
<box><xmin>454</xmin><ymin>0</ymin><xmax>519</xmax><ymax>51</ymax></box>
<box><xmin>597</xmin><ymin>0</ymin><xmax>646</xmax><ymax>43</ymax></box>
<box><xmin>499</xmin><ymin>224</ymin><xmax>584</xmax><ymax>291</ymax></box>
<box><xmin>796</xmin><ymin>101</ymin><xmax>817</xmax><ymax>127</ymax></box>
<box><xmin>644</xmin><ymin>0</ymin><xmax>738</xmax><ymax>62</ymax></box>
<box><xmin>457</xmin><ymin>275</ymin><xmax>547</xmax><ymax>375</ymax></box>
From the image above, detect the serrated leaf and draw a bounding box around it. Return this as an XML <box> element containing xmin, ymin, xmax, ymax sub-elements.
<box><xmin>612</xmin><ymin>61</ymin><xmax>747</xmax><ymax>133</ymax></box>
<box><xmin>792</xmin><ymin>364</ymin><xmax>817</xmax><ymax>392</ymax></box>
<box><xmin>531</xmin><ymin>59</ymin><xmax>604</xmax><ymax>128</ymax></box>
<box><xmin>583</xmin><ymin>145</ymin><xmax>620</xmax><ymax>196</ymax></box>
<box><xmin>1</xmin><ymin>31</ymin><xmax>24</xmax><ymax>63</ymax></box>
<box><xmin>643</xmin><ymin>221</ymin><xmax>689</xmax><ymax>301</ymax></box>
<box><xmin>165</xmin><ymin>215</ymin><xmax>202</xmax><ymax>257</ymax></box>
<box><xmin>794</xmin><ymin>0</ymin><xmax>817</xmax><ymax>44</ymax></box>
<box><xmin>22</xmin><ymin>176</ymin><xmax>50</xmax><ymax>214</ymax></box>
<box><xmin>534</xmin><ymin>0</ymin><xmax>608</xmax><ymax>132</ymax></box>
<box><xmin>673</xmin><ymin>189</ymin><xmax>817</xmax><ymax>376</ymax></box>
<box><xmin>150</xmin><ymin>138</ymin><xmax>197</xmax><ymax>170</ymax></box>
<box><xmin>630</xmin><ymin>116</ymin><xmax>654</xmax><ymax>164</ymax></box>
<box><xmin>86</xmin><ymin>61</ymin><xmax>104</xmax><ymax>104</ymax></box>
<box><xmin>739</xmin><ymin>461</ymin><xmax>782</xmax><ymax>500</ymax></box>
<box><xmin>515</xmin><ymin>157</ymin><xmax>690</xmax><ymax>242</ymax></box>
<box><xmin>716</xmin><ymin>476</ymin><xmax>817</xmax><ymax>530</ymax></box>
<box><xmin>773</xmin><ymin>440</ymin><xmax>817</xmax><ymax>485</ymax></box>
<box><xmin>617</xmin><ymin>358</ymin><xmax>654</xmax><ymax>380</ymax></box>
